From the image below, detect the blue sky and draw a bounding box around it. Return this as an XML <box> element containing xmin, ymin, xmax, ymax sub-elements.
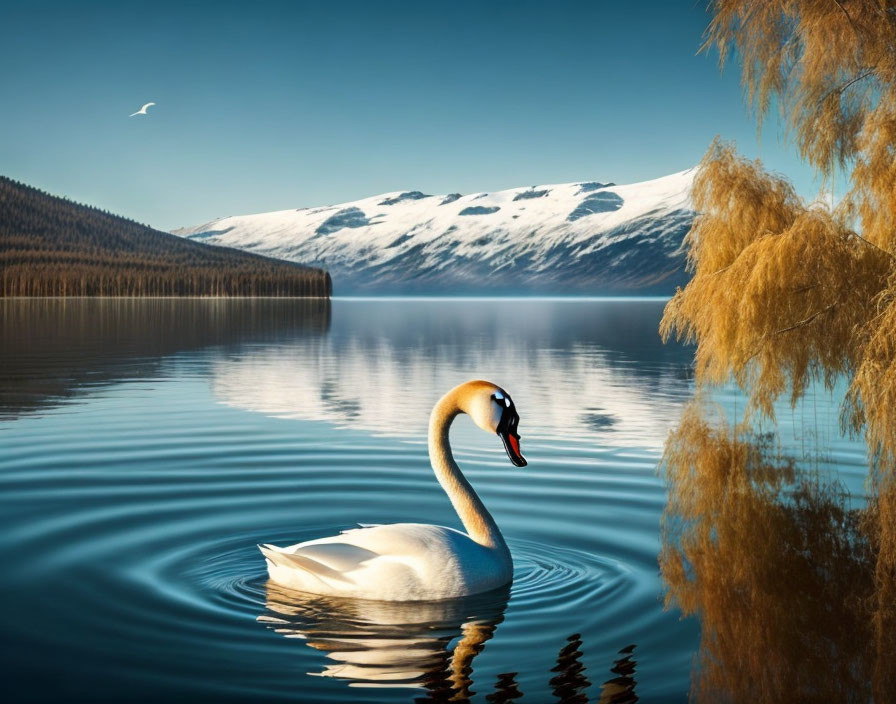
<box><xmin>2</xmin><ymin>0</ymin><xmax>821</xmax><ymax>230</ymax></box>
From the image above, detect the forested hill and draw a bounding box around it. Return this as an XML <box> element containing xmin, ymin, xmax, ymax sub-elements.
<box><xmin>0</xmin><ymin>176</ymin><xmax>332</xmax><ymax>297</ymax></box>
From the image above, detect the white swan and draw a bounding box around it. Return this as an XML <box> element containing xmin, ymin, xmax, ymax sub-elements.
<box><xmin>259</xmin><ymin>380</ymin><xmax>527</xmax><ymax>601</ymax></box>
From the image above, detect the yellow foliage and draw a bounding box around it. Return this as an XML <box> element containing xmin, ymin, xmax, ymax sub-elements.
<box><xmin>659</xmin><ymin>6</ymin><xmax>896</xmax><ymax>698</ymax></box>
<box><xmin>847</xmin><ymin>295</ymin><xmax>896</xmax><ymax>463</ymax></box>
<box><xmin>852</xmin><ymin>104</ymin><xmax>896</xmax><ymax>251</ymax></box>
<box><xmin>665</xmin><ymin>0</ymin><xmax>896</xmax><ymax>465</ymax></box>
<box><xmin>662</xmin><ymin>142</ymin><xmax>889</xmax><ymax>418</ymax></box>
<box><xmin>705</xmin><ymin>0</ymin><xmax>896</xmax><ymax>177</ymax></box>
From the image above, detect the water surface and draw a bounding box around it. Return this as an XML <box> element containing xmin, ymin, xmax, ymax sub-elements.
<box><xmin>0</xmin><ymin>298</ymin><xmax>869</xmax><ymax>702</ymax></box>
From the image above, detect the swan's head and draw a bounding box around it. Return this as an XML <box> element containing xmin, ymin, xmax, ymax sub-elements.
<box><xmin>461</xmin><ymin>381</ymin><xmax>527</xmax><ymax>468</ymax></box>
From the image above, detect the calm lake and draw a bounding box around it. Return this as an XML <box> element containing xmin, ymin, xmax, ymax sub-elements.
<box><xmin>0</xmin><ymin>298</ymin><xmax>870</xmax><ymax>702</ymax></box>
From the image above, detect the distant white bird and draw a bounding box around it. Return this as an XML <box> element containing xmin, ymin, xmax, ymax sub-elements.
<box><xmin>129</xmin><ymin>102</ymin><xmax>156</xmax><ymax>117</ymax></box>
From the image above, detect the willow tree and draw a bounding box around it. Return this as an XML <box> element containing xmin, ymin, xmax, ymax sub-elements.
<box><xmin>662</xmin><ymin>0</ymin><xmax>896</xmax><ymax>465</ymax></box>
<box><xmin>659</xmin><ymin>2</ymin><xmax>896</xmax><ymax>682</ymax></box>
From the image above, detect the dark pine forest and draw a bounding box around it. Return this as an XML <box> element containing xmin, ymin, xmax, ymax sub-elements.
<box><xmin>0</xmin><ymin>176</ymin><xmax>332</xmax><ymax>297</ymax></box>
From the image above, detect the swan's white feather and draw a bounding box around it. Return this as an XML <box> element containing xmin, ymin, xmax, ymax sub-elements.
<box><xmin>260</xmin><ymin>523</ymin><xmax>509</xmax><ymax>601</ymax></box>
<box><xmin>259</xmin><ymin>545</ymin><xmax>356</xmax><ymax>584</ymax></box>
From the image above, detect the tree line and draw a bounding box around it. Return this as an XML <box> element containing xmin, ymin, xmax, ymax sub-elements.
<box><xmin>0</xmin><ymin>175</ymin><xmax>332</xmax><ymax>297</ymax></box>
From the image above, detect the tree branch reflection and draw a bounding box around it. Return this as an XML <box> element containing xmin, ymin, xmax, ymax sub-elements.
<box><xmin>660</xmin><ymin>402</ymin><xmax>895</xmax><ymax>701</ymax></box>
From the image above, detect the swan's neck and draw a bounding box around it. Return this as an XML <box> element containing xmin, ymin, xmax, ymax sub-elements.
<box><xmin>428</xmin><ymin>392</ymin><xmax>509</xmax><ymax>555</ymax></box>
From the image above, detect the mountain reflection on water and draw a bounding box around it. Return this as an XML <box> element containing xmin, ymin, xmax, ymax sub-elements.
<box><xmin>209</xmin><ymin>298</ymin><xmax>692</xmax><ymax>448</ymax></box>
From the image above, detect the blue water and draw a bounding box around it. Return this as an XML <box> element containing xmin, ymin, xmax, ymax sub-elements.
<box><xmin>0</xmin><ymin>298</ymin><xmax>869</xmax><ymax>702</ymax></box>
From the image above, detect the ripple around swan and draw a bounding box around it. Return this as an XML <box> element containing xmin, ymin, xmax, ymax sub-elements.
<box><xmin>178</xmin><ymin>533</ymin><xmax>642</xmax><ymax>697</ymax></box>
<box><xmin>175</xmin><ymin>534</ymin><xmax>635</xmax><ymax>619</ymax></box>
<box><xmin>2</xmin><ymin>519</ymin><xmax>649</xmax><ymax>700</ymax></box>
<box><xmin>0</xmin><ymin>445</ymin><xmax>662</xmax><ymax>703</ymax></box>
<box><xmin>1</xmin><ymin>299</ymin><xmax>722</xmax><ymax>702</ymax></box>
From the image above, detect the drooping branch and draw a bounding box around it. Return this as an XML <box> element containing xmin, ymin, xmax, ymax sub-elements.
<box><xmin>851</xmin><ymin>232</ymin><xmax>896</xmax><ymax>261</ymax></box>
<box><xmin>774</xmin><ymin>301</ymin><xmax>840</xmax><ymax>335</ymax></box>
<box><xmin>831</xmin><ymin>0</ymin><xmax>859</xmax><ymax>36</ymax></box>
<box><xmin>819</xmin><ymin>69</ymin><xmax>874</xmax><ymax>105</ymax></box>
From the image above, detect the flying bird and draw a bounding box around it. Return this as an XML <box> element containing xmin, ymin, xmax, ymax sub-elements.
<box><xmin>129</xmin><ymin>102</ymin><xmax>156</xmax><ymax>117</ymax></box>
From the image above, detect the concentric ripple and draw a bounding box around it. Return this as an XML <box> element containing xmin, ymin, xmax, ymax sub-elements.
<box><xmin>0</xmin><ymin>299</ymin><xmax>730</xmax><ymax>702</ymax></box>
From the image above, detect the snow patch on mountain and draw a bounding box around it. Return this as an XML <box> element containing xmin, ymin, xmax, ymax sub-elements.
<box><xmin>173</xmin><ymin>170</ymin><xmax>695</xmax><ymax>294</ymax></box>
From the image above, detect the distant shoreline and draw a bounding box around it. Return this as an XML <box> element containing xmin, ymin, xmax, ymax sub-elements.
<box><xmin>0</xmin><ymin>295</ymin><xmax>331</xmax><ymax>300</ymax></box>
<box><xmin>1</xmin><ymin>295</ymin><xmax>670</xmax><ymax>301</ymax></box>
<box><xmin>331</xmin><ymin>295</ymin><xmax>673</xmax><ymax>302</ymax></box>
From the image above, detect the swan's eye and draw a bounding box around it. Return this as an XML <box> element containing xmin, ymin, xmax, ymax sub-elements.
<box><xmin>492</xmin><ymin>392</ymin><xmax>511</xmax><ymax>408</ymax></box>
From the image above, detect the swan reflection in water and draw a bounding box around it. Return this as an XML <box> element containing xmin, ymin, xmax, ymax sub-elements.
<box><xmin>258</xmin><ymin>581</ymin><xmax>509</xmax><ymax>695</ymax></box>
<box><xmin>258</xmin><ymin>582</ymin><xmax>639</xmax><ymax>702</ymax></box>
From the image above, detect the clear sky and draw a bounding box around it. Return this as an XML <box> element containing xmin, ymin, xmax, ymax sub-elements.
<box><xmin>1</xmin><ymin>0</ymin><xmax>822</xmax><ymax>231</ymax></box>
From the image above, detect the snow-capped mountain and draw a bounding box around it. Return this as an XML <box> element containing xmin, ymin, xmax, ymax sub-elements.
<box><xmin>173</xmin><ymin>170</ymin><xmax>694</xmax><ymax>295</ymax></box>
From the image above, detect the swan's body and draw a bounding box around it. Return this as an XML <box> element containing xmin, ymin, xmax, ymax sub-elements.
<box><xmin>129</xmin><ymin>102</ymin><xmax>155</xmax><ymax>117</ymax></box>
<box><xmin>260</xmin><ymin>380</ymin><xmax>526</xmax><ymax>601</ymax></box>
<box><xmin>262</xmin><ymin>523</ymin><xmax>509</xmax><ymax>601</ymax></box>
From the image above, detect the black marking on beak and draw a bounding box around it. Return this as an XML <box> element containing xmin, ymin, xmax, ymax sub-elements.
<box><xmin>494</xmin><ymin>393</ymin><xmax>526</xmax><ymax>467</ymax></box>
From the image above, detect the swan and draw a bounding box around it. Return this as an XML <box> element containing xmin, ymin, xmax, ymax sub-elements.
<box><xmin>259</xmin><ymin>380</ymin><xmax>527</xmax><ymax>601</ymax></box>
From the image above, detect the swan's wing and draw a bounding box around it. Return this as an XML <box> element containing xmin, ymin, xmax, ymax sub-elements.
<box><xmin>141</xmin><ymin>102</ymin><xmax>155</xmax><ymax>111</ymax></box>
<box><xmin>296</xmin><ymin>541</ymin><xmax>380</xmax><ymax>572</ymax></box>
<box><xmin>259</xmin><ymin>541</ymin><xmax>380</xmax><ymax>584</ymax></box>
<box><xmin>129</xmin><ymin>111</ymin><xmax>140</xmax><ymax>117</ymax></box>
<box><xmin>260</xmin><ymin>544</ymin><xmax>355</xmax><ymax>583</ymax></box>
